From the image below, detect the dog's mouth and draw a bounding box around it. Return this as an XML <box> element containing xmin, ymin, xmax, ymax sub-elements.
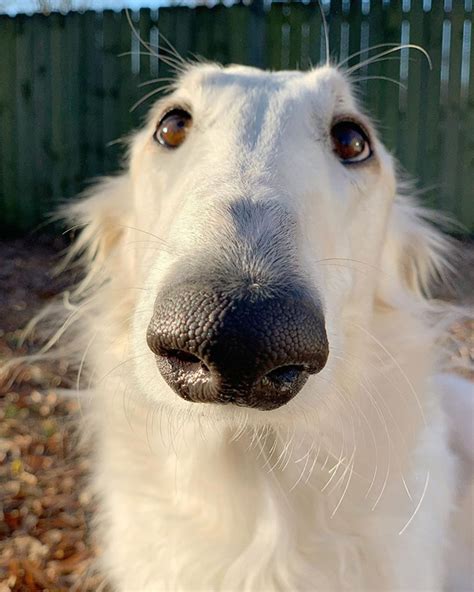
<box><xmin>155</xmin><ymin>349</ymin><xmax>312</xmax><ymax>411</ymax></box>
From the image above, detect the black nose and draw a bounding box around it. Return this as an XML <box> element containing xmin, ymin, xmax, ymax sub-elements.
<box><xmin>147</xmin><ymin>283</ymin><xmax>329</xmax><ymax>410</ymax></box>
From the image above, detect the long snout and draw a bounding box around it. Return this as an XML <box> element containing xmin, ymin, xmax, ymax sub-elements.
<box><xmin>147</xmin><ymin>282</ymin><xmax>328</xmax><ymax>410</ymax></box>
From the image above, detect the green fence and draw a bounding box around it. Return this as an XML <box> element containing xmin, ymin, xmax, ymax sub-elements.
<box><xmin>0</xmin><ymin>1</ymin><xmax>473</xmax><ymax>234</ymax></box>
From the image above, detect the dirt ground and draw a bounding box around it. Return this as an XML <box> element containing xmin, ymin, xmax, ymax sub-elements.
<box><xmin>0</xmin><ymin>235</ymin><xmax>473</xmax><ymax>592</ymax></box>
<box><xmin>0</xmin><ymin>237</ymin><xmax>106</xmax><ymax>592</ymax></box>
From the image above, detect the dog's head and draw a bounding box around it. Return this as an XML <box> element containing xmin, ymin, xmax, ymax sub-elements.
<box><xmin>69</xmin><ymin>63</ymin><xmax>450</xmax><ymax>426</ymax></box>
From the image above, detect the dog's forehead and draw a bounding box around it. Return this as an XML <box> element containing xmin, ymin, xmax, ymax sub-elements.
<box><xmin>173</xmin><ymin>63</ymin><xmax>356</xmax><ymax>113</ymax></box>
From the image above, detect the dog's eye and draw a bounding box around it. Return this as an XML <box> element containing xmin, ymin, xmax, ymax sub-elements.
<box><xmin>331</xmin><ymin>121</ymin><xmax>372</xmax><ymax>164</ymax></box>
<box><xmin>155</xmin><ymin>109</ymin><xmax>192</xmax><ymax>149</ymax></box>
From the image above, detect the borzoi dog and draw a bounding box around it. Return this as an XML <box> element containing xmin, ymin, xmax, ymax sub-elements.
<box><xmin>53</xmin><ymin>62</ymin><xmax>472</xmax><ymax>590</ymax></box>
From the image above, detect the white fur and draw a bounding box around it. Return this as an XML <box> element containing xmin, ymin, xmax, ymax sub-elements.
<box><xmin>58</xmin><ymin>64</ymin><xmax>472</xmax><ymax>591</ymax></box>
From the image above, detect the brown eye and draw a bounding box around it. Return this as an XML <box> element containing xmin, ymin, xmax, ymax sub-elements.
<box><xmin>155</xmin><ymin>108</ymin><xmax>192</xmax><ymax>149</ymax></box>
<box><xmin>331</xmin><ymin>121</ymin><xmax>372</xmax><ymax>164</ymax></box>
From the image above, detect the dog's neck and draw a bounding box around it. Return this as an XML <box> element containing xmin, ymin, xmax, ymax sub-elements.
<box><xmin>94</xmin><ymin>386</ymin><xmax>431</xmax><ymax>590</ymax></box>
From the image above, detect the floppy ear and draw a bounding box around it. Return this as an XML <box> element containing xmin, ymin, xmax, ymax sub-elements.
<box><xmin>61</xmin><ymin>174</ymin><xmax>133</xmax><ymax>293</ymax></box>
<box><xmin>376</xmin><ymin>194</ymin><xmax>455</xmax><ymax>306</ymax></box>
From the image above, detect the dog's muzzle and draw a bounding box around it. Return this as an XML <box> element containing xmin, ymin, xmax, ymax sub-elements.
<box><xmin>147</xmin><ymin>282</ymin><xmax>329</xmax><ymax>410</ymax></box>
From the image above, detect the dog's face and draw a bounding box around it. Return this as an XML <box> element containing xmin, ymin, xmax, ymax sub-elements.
<box><xmin>122</xmin><ymin>64</ymin><xmax>398</xmax><ymax>425</ymax></box>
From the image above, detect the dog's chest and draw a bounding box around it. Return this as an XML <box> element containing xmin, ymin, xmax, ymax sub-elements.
<box><xmin>97</xmin><ymin>422</ymin><xmax>399</xmax><ymax>590</ymax></box>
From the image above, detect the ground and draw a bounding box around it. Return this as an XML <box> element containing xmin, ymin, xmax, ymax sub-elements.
<box><xmin>0</xmin><ymin>237</ymin><xmax>106</xmax><ymax>592</ymax></box>
<box><xmin>0</xmin><ymin>235</ymin><xmax>472</xmax><ymax>592</ymax></box>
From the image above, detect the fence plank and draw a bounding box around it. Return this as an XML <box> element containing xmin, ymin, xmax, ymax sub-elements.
<box><xmin>102</xmin><ymin>11</ymin><xmax>123</xmax><ymax>174</ymax></box>
<box><xmin>212</xmin><ymin>5</ymin><xmax>232</xmax><ymax>66</ymax></box>
<box><xmin>32</xmin><ymin>14</ymin><xmax>53</xmax><ymax>222</ymax></box>
<box><xmin>117</xmin><ymin>8</ymin><xmax>138</xmax><ymax>145</ymax></box>
<box><xmin>459</xmin><ymin>11</ymin><xmax>474</xmax><ymax>228</ymax></box>
<box><xmin>267</xmin><ymin>4</ymin><xmax>285</xmax><ymax>70</ymax></box>
<box><xmin>363</xmin><ymin>0</ymin><xmax>385</xmax><ymax>120</ymax></box>
<box><xmin>419</xmin><ymin>0</ymin><xmax>444</xmax><ymax>211</ymax></box>
<box><xmin>328</xmin><ymin>0</ymin><xmax>345</xmax><ymax>64</ymax></box>
<box><xmin>15</xmin><ymin>15</ymin><xmax>35</xmax><ymax>229</ymax></box>
<box><xmin>380</xmin><ymin>1</ymin><xmax>403</xmax><ymax>157</ymax></box>
<box><xmin>442</xmin><ymin>2</ymin><xmax>466</xmax><ymax>220</ymax></box>
<box><xmin>401</xmin><ymin>1</ymin><xmax>423</xmax><ymax>178</ymax></box>
<box><xmin>228</xmin><ymin>6</ymin><xmax>251</xmax><ymax>66</ymax></box>
<box><xmin>248</xmin><ymin>0</ymin><xmax>266</xmax><ymax>69</ymax></box>
<box><xmin>287</xmin><ymin>4</ymin><xmax>305</xmax><ymax>70</ymax></box>
<box><xmin>84</xmin><ymin>12</ymin><xmax>105</xmax><ymax>182</ymax></box>
<box><xmin>0</xmin><ymin>17</ymin><xmax>18</xmax><ymax>232</ymax></box>
<box><xmin>64</xmin><ymin>13</ymin><xmax>82</xmax><ymax>200</ymax></box>
<box><xmin>195</xmin><ymin>6</ymin><xmax>214</xmax><ymax>63</ymax></box>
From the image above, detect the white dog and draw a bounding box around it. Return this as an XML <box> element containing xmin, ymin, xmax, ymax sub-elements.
<box><xmin>52</xmin><ymin>60</ymin><xmax>472</xmax><ymax>591</ymax></box>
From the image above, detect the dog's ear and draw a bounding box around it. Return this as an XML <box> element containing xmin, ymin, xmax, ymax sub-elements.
<box><xmin>376</xmin><ymin>195</ymin><xmax>455</xmax><ymax>306</ymax></box>
<box><xmin>61</xmin><ymin>174</ymin><xmax>132</xmax><ymax>289</ymax></box>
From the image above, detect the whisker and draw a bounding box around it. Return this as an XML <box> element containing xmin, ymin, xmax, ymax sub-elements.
<box><xmin>352</xmin><ymin>75</ymin><xmax>407</xmax><ymax>90</ymax></box>
<box><xmin>316</xmin><ymin>0</ymin><xmax>330</xmax><ymax>66</ymax></box>
<box><xmin>317</xmin><ymin>372</ymin><xmax>379</xmax><ymax>495</ymax></box>
<box><xmin>118</xmin><ymin>224</ymin><xmax>170</xmax><ymax>245</ymax></box>
<box><xmin>97</xmin><ymin>352</ymin><xmax>152</xmax><ymax>385</ymax></box>
<box><xmin>125</xmin><ymin>9</ymin><xmax>187</xmax><ymax>75</ymax></box>
<box><xmin>154</xmin><ymin>28</ymin><xmax>189</xmax><ymax>67</ymax></box>
<box><xmin>338</xmin><ymin>42</ymin><xmax>428</xmax><ymax>69</ymax></box>
<box><xmin>349</xmin><ymin>321</ymin><xmax>427</xmax><ymax>426</ymax></box>
<box><xmin>332</xmin><ymin>350</ymin><xmax>415</xmax><ymax>503</ymax></box>
<box><xmin>314</xmin><ymin>256</ymin><xmax>385</xmax><ymax>273</ymax></box>
<box><xmin>330</xmin><ymin>447</ymin><xmax>356</xmax><ymax>518</ymax></box>
<box><xmin>346</xmin><ymin>44</ymin><xmax>432</xmax><ymax>75</ymax></box>
<box><xmin>398</xmin><ymin>471</ymin><xmax>430</xmax><ymax>535</ymax></box>
<box><xmin>118</xmin><ymin>50</ymin><xmax>186</xmax><ymax>74</ymax></box>
<box><xmin>338</xmin><ymin>42</ymin><xmax>402</xmax><ymax>68</ymax></box>
<box><xmin>138</xmin><ymin>77</ymin><xmax>177</xmax><ymax>88</ymax></box>
<box><xmin>75</xmin><ymin>331</ymin><xmax>99</xmax><ymax>417</ymax></box>
<box><xmin>130</xmin><ymin>87</ymin><xmax>168</xmax><ymax>112</ymax></box>
<box><xmin>291</xmin><ymin>441</ymin><xmax>316</xmax><ymax>491</ymax></box>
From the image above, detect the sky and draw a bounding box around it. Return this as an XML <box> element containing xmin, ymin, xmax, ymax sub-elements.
<box><xmin>1</xmin><ymin>0</ymin><xmax>178</xmax><ymax>15</ymax></box>
<box><xmin>2</xmin><ymin>0</ymin><xmax>326</xmax><ymax>15</ymax></box>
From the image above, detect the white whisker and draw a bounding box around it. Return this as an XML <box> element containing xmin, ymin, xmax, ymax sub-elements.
<box><xmin>398</xmin><ymin>472</ymin><xmax>430</xmax><ymax>535</ymax></box>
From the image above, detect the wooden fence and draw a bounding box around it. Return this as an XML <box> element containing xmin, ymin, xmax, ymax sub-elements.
<box><xmin>0</xmin><ymin>1</ymin><xmax>473</xmax><ymax>234</ymax></box>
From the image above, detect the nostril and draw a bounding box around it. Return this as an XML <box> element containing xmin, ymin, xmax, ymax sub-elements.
<box><xmin>266</xmin><ymin>365</ymin><xmax>305</xmax><ymax>382</ymax></box>
<box><xmin>163</xmin><ymin>349</ymin><xmax>200</xmax><ymax>365</ymax></box>
<box><xmin>264</xmin><ymin>365</ymin><xmax>306</xmax><ymax>386</ymax></box>
<box><xmin>257</xmin><ymin>364</ymin><xmax>311</xmax><ymax>401</ymax></box>
<box><xmin>160</xmin><ymin>348</ymin><xmax>210</xmax><ymax>374</ymax></box>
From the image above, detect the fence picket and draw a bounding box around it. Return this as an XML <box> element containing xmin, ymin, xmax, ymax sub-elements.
<box><xmin>0</xmin><ymin>17</ymin><xmax>18</xmax><ymax>231</ymax></box>
<box><xmin>15</xmin><ymin>15</ymin><xmax>35</xmax><ymax>229</ymax></box>
<box><xmin>442</xmin><ymin>2</ymin><xmax>466</xmax><ymax>220</ymax></box>
<box><xmin>32</xmin><ymin>15</ymin><xmax>53</xmax><ymax>221</ymax></box>
<box><xmin>420</xmin><ymin>0</ymin><xmax>444</xmax><ymax>211</ymax></box>
<box><xmin>228</xmin><ymin>6</ymin><xmax>251</xmax><ymax>66</ymax></box>
<box><xmin>459</xmin><ymin>9</ymin><xmax>474</xmax><ymax>226</ymax></box>
<box><xmin>102</xmin><ymin>11</ymin><xmax>122</xmax><ymax>174</ymax></box>
<box><xmin>380</xmin><ymin>1</ymin><xmax>403</xmax><ymax>157</ymax></box>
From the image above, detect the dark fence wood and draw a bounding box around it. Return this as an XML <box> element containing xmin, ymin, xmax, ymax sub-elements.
<box><xmin>0</xmin><ymin>1</ymin><xmax>472</xmax><ymax>234</ymax></box>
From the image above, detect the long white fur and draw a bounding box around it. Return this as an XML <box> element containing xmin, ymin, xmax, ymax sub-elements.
<box><xmin>50</xmin><ymin>63</ymin><xmax>473</xmax><ymax>591</ymax></box>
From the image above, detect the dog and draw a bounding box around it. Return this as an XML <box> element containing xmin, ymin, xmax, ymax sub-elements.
<box><xmin>46</xmin><ymin>59</ymin><xmax>473</xmax><ymax>591</ymax></box>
